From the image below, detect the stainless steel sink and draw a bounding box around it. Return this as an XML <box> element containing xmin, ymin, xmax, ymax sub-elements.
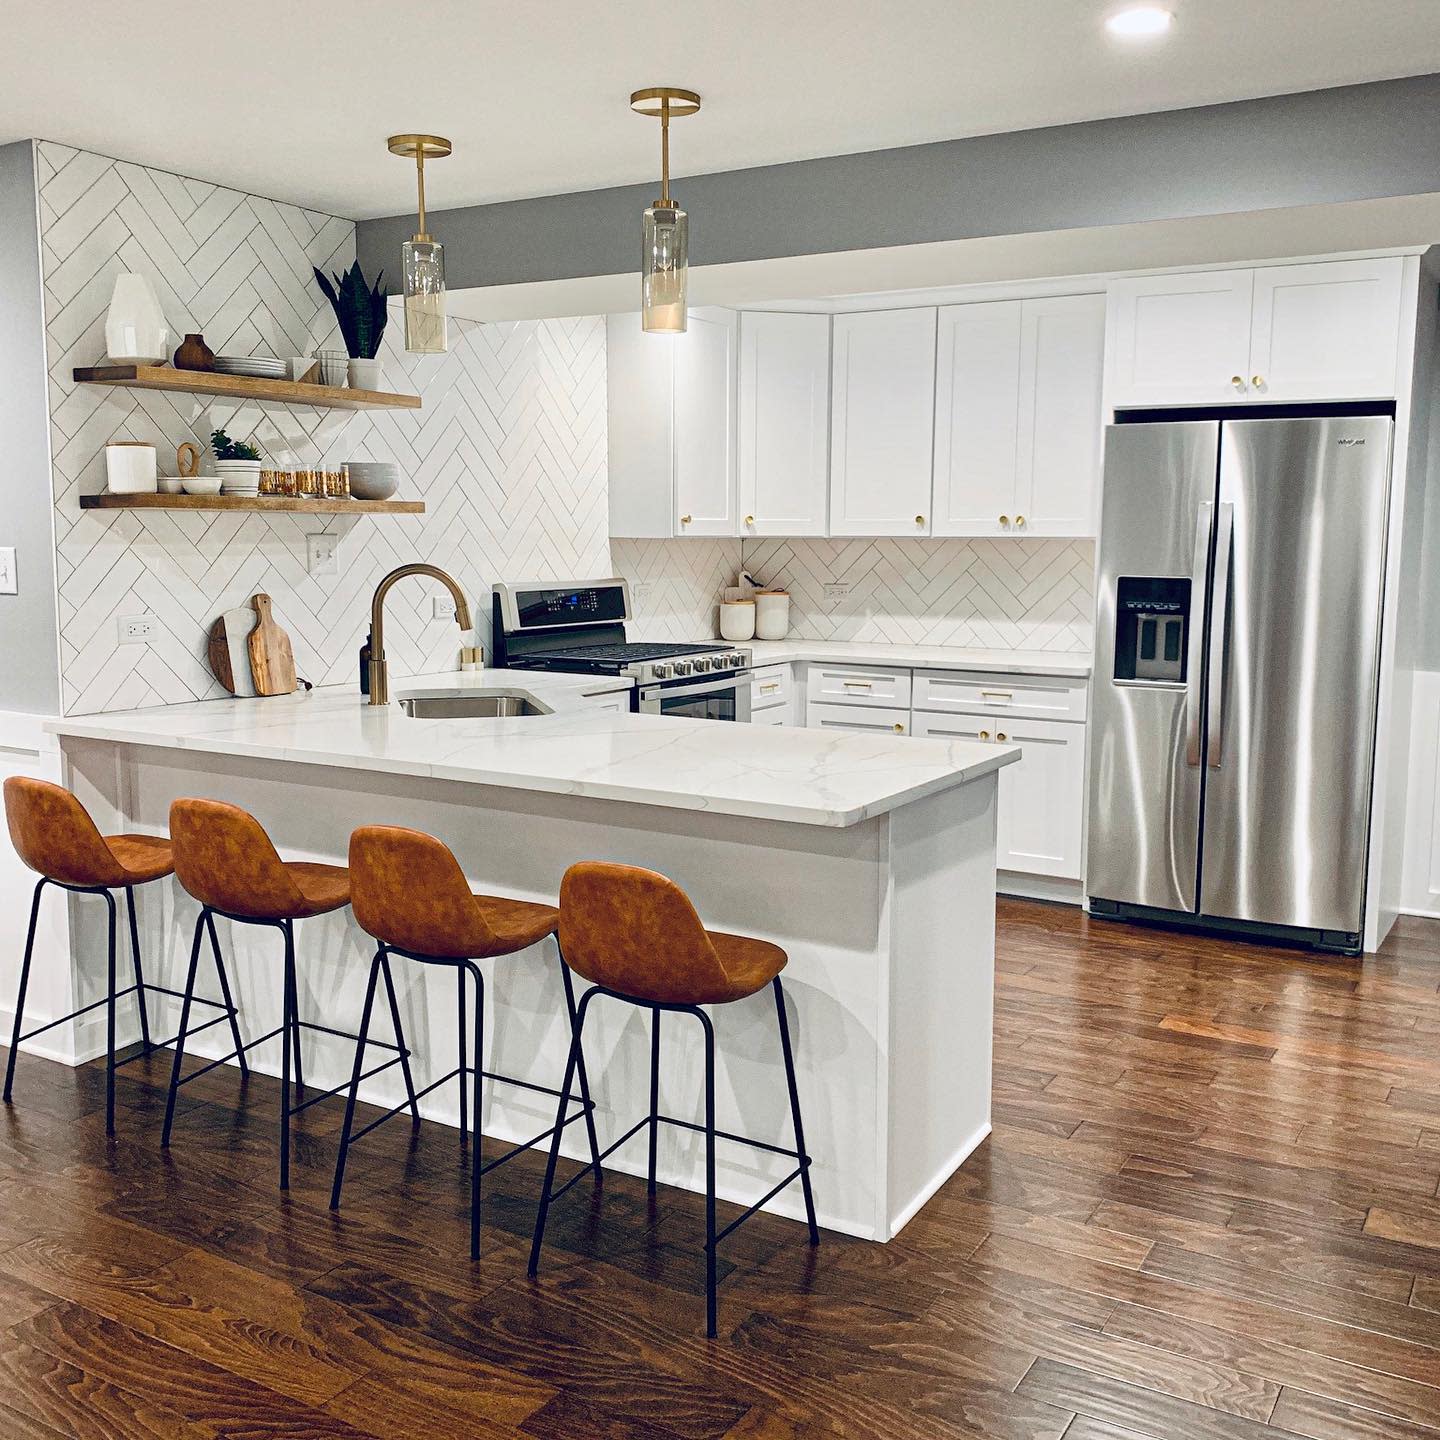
<box><xmin>399</xmin><ymin>693</ymin><xmax>550</xmax><ymax>719</ymax></box>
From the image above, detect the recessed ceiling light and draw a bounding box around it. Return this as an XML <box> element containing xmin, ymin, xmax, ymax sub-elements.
<box><xmin>1106</xmin><ymin>5</ymin><xmax>1173</xmax><ymax>38</ymax></box>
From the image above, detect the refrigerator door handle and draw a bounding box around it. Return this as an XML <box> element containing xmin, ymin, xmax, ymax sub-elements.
<box><xmin>1184</xmin><ymin>501</ymin><xmax>1214</xmax><ymax>767</ymax></box>
<box><xmin>1206</xmin><ymin>502</ymin><xmax>1235</xmax><ymax>769</ymax></box>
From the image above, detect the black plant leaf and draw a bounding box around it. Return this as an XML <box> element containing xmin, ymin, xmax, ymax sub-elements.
<box><xmin>313</xmin><ymin>262</ymin><xmax>390</xmax><ymax>359</ymax></box>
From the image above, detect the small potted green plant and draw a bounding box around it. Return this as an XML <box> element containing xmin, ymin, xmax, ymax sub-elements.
<box><xmin>210</xmin><ymin>428</ymin><xmax>263</xmax><ymax>495</ymax></box>
<box><xmin>314</xmin><ymin>261</ymin><xmax>389</xmax><ymax>391</ymax></box>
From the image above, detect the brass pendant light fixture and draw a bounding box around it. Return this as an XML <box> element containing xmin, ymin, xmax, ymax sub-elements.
<box><xmin>630</xmin><ymin>87</ymin><xmax>700</xmax><ymax>334</ymax></box>
<box><xmin>387</xmin><ymin>133</ymin><xmax>452</xmax><ymax>354</ymax></box>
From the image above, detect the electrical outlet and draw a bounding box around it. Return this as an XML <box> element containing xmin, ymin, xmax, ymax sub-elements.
<box><xmin>631</xmin><ymin>581</ymin><xmax>654</xmax><ymax>608</ymax></box>
<box><xmin>118</xmin><ymin>615</ymin><xmax>154</xmax><ymax>644</ymax></box>
<box><xmin>0</xmin><ymin>547</ymin><xmax>15</xmax><ymax>595</ymax></box>
<box><xmin>432</xmin><ymin>594</ymin><xmax>457</xmax><ymax>621</ymax></box>
<box><xmin>823</xmin><ymin>581</ymin><xmax>853</xmax><ymax>602</ymax></box>
<box><xmin>306</xmin><ymin>533</ymin><xmax>338</xmax><ymax>577</ymax></box>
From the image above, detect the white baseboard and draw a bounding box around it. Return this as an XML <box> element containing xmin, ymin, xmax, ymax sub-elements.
<box><xmin>887</xmin><ymin>1119</ymin><xmax>991</xmax><ymax>1239</ymax></box>
<box><xmin>998</xmin><ymin>872</ymin><xmax>1082</xmax><ymax>905</ymax></box>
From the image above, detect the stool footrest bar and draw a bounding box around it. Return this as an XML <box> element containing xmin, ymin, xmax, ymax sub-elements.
<box><xmin>289</xmin><ymin>1055</ymin><xmax>407</xmax><ymax>1116</ymax></box>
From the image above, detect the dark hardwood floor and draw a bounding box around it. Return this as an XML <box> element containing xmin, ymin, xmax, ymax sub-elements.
<box><xmin>1</xmin><ymin>898</ymin><xmax>1439</xmax><ymax>1438</ymax></box>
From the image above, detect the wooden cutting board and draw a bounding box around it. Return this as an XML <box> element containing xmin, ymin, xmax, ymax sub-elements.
<box><xmin>246</xmin><ymin>594</ymin><xmax>297</xmax><ymax>696</ymax></box>
<box><xmin>206</xmin><ymin>605</ymin><xmax>259</xmax><ymax>697</ymax></box>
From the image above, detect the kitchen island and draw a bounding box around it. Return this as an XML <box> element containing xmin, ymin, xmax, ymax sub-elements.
<box><xmin>48</xmin><ymin>674</ymin><xmax>1017</xmax><ymax>1241</ymax></box>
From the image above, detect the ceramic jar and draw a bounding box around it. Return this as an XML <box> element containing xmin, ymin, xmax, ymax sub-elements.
<box><xmin>104</xmin><ymin>441</ymin><xmax>157</xmax><ymax>494</ymax></box>
<box><xmin>173</xmin><ymin>333</ymin><xmax>216</xmax><ymax>371</ymax></box>
<box><xmin>755</xmin><ymin>589</ymin><xmax>791</xmax><ymax>640</ymax></box>
<box><xmin>104</xmin><ymin>274</ymin><xmax>169</xmax><ymax>364</ymax></box>
<box><xmin>719</xmin><ymin>598</ymin><xmax>757</xmax><ymax>642</ymax></box>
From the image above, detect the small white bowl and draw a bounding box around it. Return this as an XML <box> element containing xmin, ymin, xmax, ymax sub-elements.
<box><xmin>182</xmin><ymin>476</ymin><xmax>223</xmax><ymax>496</ymax></box>
<box><xmin>157</xmin><ymin>476</ymin><xmax>186</xmax><ymax>494</ymax></box>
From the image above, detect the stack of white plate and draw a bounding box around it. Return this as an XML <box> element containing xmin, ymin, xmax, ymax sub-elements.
<box><xmin>214</xmin><ymin>356</ymin><xmax>287</xmax><ymax>379</ymax></box>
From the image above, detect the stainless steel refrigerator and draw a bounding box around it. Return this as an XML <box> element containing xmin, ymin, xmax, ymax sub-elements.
<box><xmin>1086</xmin><ymin>414</ymin><xmax>1392</xmax><ymax>953</ymax></box>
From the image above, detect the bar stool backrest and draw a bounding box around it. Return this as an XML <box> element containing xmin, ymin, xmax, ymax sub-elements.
<box><xmin>169</xmin><ymin>798</ymin><xmax>306</xmax><ymax>919</ymax></box>
<box><xmin>349</xmin><ymin>825</ymin><xmax>498</xmax><ymax>958</ymax></box>
<box><xmin>3</xmin><ymin>776</ymin><xmax>126</xmax><ymax>888</ymax></box>
<box><xmin>558</xmin><ymin>861</ymin><xmax>729</xmax><ymax>1005</ymax></box>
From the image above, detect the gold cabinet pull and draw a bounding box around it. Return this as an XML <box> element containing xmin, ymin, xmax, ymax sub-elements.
<box><xmin>680</xmin><ymin>514</ymin><xmax>692</xmax><ymax>524</ymax></box>
<box><xmin>1230</xmin><ymin>375</ymin><xmax>1246</xmax><ymax>390</ymax></box>
<box><xmin>997</xmin><ymin>731</ymin><xmax>1008</xmax><ymax>742</ymax></box>
<box><xmin>1251</xmin><ymin>375</ymin><xmax>1265</xmax><ymax>389</ymax></box>
<box><xmin>1014</xmin><ymin>515</ymin><xmax>1026</xmax><ymax>528</ymax></box>
<box><xmin>744</xmin><ymin>515</ymin><xmax>755</xmax><ymax>525</ymax></box>
<box><xmin>914</xmin><ymin>515</ymin><xmax>925</xmax><ymax>525</ymax></box>
<box><xmin>999</xmin><ymin>515</ymin><xmax>1010</xmax><ymax>526</ymax></box>
<box><xmin>893</xmin><ymin>722</ymin><xmax>905</xmax><ymax>733</ymax></box>
<box><xmin>980</xmin><ymin>729</ymin><xmax>991</xmax><ymax>741</ymax></box>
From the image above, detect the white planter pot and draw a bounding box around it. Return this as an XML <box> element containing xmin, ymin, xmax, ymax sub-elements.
<box><xmin>104</xmin><ymin>442</ymin><xmax>158</xmax><ymax>494</ymax></box>
<box><xmin>347</xmin><ymin>358</ymin><xmax>384</xmax><ymax>391</ymax></box>
<box><xmin>215</xmin><ymin>459</ymin><xmax>262</xmax><ymax>494</ymax></box>
<box><xmin>104</xmin><ymin>273</ymin><xmax>169</xmax><ymax>364</ymax></box>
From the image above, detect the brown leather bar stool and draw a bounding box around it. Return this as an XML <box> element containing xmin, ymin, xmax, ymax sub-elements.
<box><xmin>528</xmin><ymin>861</ymin><xmax>819</xmax><ymax>1337</ymax></box>
<box><xmin>334</xmin><ymin>825</ymin><xmax>602</xmax><ymax>1260</ymax></box>
<box><xmin>163</xmin><ymin>799</ymin><xmax>418</xmax><ymax>1189</ymax></box>
<box><xmin>2</xmin><ymin>777</ymin><xmax>243</xmax><ymax>1136</ymax></box>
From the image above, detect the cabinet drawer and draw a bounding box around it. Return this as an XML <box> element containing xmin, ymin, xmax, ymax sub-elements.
<box><xmin>750</xmin><ymin>663</ymin><xmax>793</xmax><ymax>711</ymax></box>
<box><xmin>751</xmin><ymin>705</ymin><xmax>788</xmax><ymax>727</ymax></box>
<box><xmin>806</xmin><ymin>701</ymin><xmax>910</xmax><ymax>736</ymax></box>
<box><xmin>805</xmin><ymin>664</ymin><xmax>912</xmax><ymax>709</ymax></box>
<box><xmin>913</xmin><ymin>669</ymin><xmax>1087</xmax><ymax>722</ymax></box>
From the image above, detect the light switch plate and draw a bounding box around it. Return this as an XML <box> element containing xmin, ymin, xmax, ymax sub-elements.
<box><xmin>631</xmin><ymin>581</ymin><xmax>654</xmax><ymax>608</ymax></box>
<box><xmin>823</xmin><ymin>581</ymin><xmax>853</xmax><ymax>602</ymax></box>
<box><xmin>432</xmin><ymin>594</ymin><xmax>457</xmax><ymax>620</ymax></box>
<box><xmin>306</xmin><ymin>533</ymin><xmax>338</xmax><ymax>577</ymax></box>
<box><xmin>118</xmin><ymin>615</ymin><xmax>154</xmax><ymax>644</ymax></box>
<box><xmin>0</xmin><ymin>547</ymin><xmax>15</xmax><ymax>595</ymax></box>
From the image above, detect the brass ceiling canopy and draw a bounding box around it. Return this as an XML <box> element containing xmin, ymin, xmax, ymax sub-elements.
<box><xmin>628</xmin><ymin>87</ymin><xmax>701</xmax><ymax>119</ymax></box>
<box><xmin>385</xmin><ymin>134</ymin><xmax>453</xmax><ymax>161</ymax></box>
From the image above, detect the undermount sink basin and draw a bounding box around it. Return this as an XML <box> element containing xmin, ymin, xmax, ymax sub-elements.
<box><xmin>399</xmin><ymin>692</ymin><xmax>551</xmax><ymax>719</ymax></box>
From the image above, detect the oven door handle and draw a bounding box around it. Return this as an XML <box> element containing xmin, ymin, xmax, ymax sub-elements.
<box><xmin>639</xmin><ymin>673</ymin><xmax>751</xmax><ymax>703</ymax></box>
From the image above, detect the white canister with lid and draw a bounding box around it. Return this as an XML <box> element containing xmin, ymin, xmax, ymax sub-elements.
<box><xmin>719</xmin><ymin>597</ymin><xmax>757</xmax><ymax>642</ymax></box>
<box><xmin>104</xmin><ymin>441</ymin><xmax>158</xmax><ymax>494</ymax></box>
<box><xmin>754</xmin><ymin>589</ymin><xmax>790</xmax><ymax>640</ymax></box>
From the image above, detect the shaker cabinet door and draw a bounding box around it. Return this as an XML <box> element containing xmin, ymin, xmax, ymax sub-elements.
<box><xmin>673</xmin><ymin>308</ymin><xmax>739</xmax><ymax>536</ymax></box>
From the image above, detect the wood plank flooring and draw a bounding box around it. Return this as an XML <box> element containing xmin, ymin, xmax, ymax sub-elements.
<box><xmin>1</xmin><ymin>899</ymin><xmax>1439</xmax><ymax>1437</ymax></box>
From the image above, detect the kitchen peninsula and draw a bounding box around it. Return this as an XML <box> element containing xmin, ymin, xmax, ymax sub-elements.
<box><xmin>49</xmin><ymin>676</ymin><xmax>1016</xmax><ymax>1240</ymax></box>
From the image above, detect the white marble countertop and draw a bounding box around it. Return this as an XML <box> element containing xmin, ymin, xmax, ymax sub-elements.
<box><xmin>742</xmin><ymin>640</ymin><xmax>1092</xmax><ymax>677</ymax></box>
<box><xmin>47</xmin><ymin>669</ymin><xmax>1018</xmax><ymax>829</ymax></box>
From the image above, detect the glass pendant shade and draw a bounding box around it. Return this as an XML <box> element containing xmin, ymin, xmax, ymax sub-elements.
<box><xmin>402</xmin><ymin>237</ymin><xmax>447</xmax><ymax>354</ymax></box>
<box><xmin>642</xmin><ymin>203</ymin><xmax>688</xmax><ymax>333</ymax></box>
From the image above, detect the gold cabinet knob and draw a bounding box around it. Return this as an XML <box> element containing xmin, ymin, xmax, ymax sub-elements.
<box><xmin>914</xmin><ymin>515</ymin><xmax>925</xmax><ymax>525</ymax></box>
<box><xmin>997</xmin><ymin>731</ymin><xmax>1008</xmax><ymax>742</ymax></box>
<box><xmin>893</xmin><ymin>722</ymin><xmax>904</xmax><ymax>733</ymax></box>
<box><xmin>680</xmin><ymin>514</ymin><xmax>692</xmax><ymax>525</ymax></box>
<box><xmin>980</xmin><ymin>729</ymin><xmax>991</xmax><ymax>741</ymax></box>
<box><xmin>744</xmin><ymin>515</ymin><xmax>755</xmax><ymax>526</ymax></box>
<box><xmin>999</xmin><ymin>515</ymin><xmax>1010</xmax><ymax>527</ymax></box>
<box><xmin>1251</xmin><ymin>375</ymin><xmax>1265</xmax><ymax>389</ymax></box>
<box><xmin>1230</xmin><ymin>375</ymin><xmax>1246</xmax><ymax>390</ymax></box>
<box><xmin>1014</xmin><ymin>515</ymin><xmax>1026</xmax><ymax>528</ymax></box>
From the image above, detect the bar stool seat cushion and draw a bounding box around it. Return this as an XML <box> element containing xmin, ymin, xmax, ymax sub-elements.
<box><xmin>558</xmin><ymin>861</ymin><xmax>788</xmax><ymax>1006</ymax></box>
<box><xmin>5</xmin><ymin>777</ymin><xmax>174</xmax><ymax>889</ymax></box>
<box><xmin>472</xmin><ymin>894</ymin><xmax>560</xmax><ymax>957</ymax></box>
<box><xmin>286</xmin><ymin>862</ymin><xmax>353</xmax><ymax>918</ymax></box>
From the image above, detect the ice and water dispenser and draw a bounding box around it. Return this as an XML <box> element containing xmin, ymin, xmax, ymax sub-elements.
<box><xmin>1112</xmin><ymin>577</ymin><xmax>1190</xmax><ymax>683</ymax></box>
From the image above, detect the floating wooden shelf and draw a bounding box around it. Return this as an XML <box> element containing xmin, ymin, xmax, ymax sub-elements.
<box><xmin>73</xmin><ymin>364</ymin><xmax>422</xmax><ymax>411</ymax></box>
<box><xmin>79</xmin><ymin>493</ymin><xmax>424</xmax><ymax>515</ymax></box>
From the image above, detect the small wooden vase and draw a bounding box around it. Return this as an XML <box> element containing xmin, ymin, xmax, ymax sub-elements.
<box><xmin>173</xmin><ymin>333</ymin><xmax>215</xmax><ymax>372</ymax></box>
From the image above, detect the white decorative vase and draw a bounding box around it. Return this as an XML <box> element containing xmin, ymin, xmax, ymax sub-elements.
<box><xmin>104</xmin><ymin>273</ymin><xmax>169</xmax><ymax>364</ymax></box>
<box><xmin>347</xmin><ymin>357</ymin><xmax>384</xmax><ymax>391</ymax></box>
<box><xmin>216</xmin><ymin>460</ymin><xmax>262</xmax><ymax>495</ymax></box>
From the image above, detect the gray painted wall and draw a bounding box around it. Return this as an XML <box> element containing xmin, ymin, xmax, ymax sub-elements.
<box><xmin>0</xmin><ymin>141</ymin><xmax>60</xmax><ymax>715</ymax></box>
<box><xmin>359</xmin><ymin>73</ymin><xmax>1440</xmax><ymax>292</ymax></box>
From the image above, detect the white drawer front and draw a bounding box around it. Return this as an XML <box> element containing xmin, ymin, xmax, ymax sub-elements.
<box><xmin>805</xmin><ymin>664</ymin><xmax>912</xmax><ymax>709</ymax></box>
<box><xmin>751</xmin><ymin>705</ymin><xmax>788</xmax><ymax>726</ymax></box>
<box><xmin>750</xmin><ymin>663</ymin><xmax>793</xmax><ymax>711</ymax></box>
<box><xmin>913</xmin><ymin>668</ymin><xmax>1087</xmax><ymax>722</ymax></box>
<box><xmin>806</xmin><ymin>701</ymin><xmax>910</xmax><ymax>736</ymax></box>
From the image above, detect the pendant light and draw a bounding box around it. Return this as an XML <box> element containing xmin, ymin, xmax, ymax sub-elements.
<box><xmin>629</xmin><ymin>88</ymin><xmax>700</xmax><ymax>334</ymax></box>
<box><xmin>387</xmin><ymin>133</ymin><xmax>452</xmax><ymax>354</ymax></box>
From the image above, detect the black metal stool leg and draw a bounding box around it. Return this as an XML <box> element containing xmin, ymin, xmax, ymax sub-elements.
<box><xmin>697</xmin><ymin>1005</ymin><xmax>718</xmax><ymax>1338</ymax></box>
<box><xmin>330</xmin><ymin>948</ymin><xmax>383</xmax><ymax>1211</ymax></box>
<box><xmin>286</xmin><ymin>936</ymin><xmax>305</xmax><ymax>1100</ymax></box>
<box><xmin>161</xmin><ymin>910</ymin><xmax>207</xmax><ymax>1146</ymax></box>
<box><xmin>456</xmin><ymin>965</ymin><xmax>468</xmax><ymax>1148</ymax></box>
<box><xmin>647</xmin><ymin>1005</ymin><xmax>661</xmax><ymax>1196</ymax></box>
<box><xmin>466</xmin><ymin>961</ymin><xmax>485</xmax><ymax>1260</ymax></box>
<box><xmin>528</xmin><ymin>985</ymin><xmax>594</xmax><ymax>1278</ymax></box>
<box><xmin>558</xmin><ymin>954</ymin><xmax>602</xmax><ymax>1181</ymax></box>
<box><xmin>774</xmin><ymin>978</ymin><xmax>819</xmax><ymax>1246</ymax></box>
<box><xmin>206</xmin><ymin>912</ymin><xmax>248</xmax><ymax>1079</ymax></box>
<box><xmin>4</xmin><ymin>880</ymin><xmax>45</xmax><ymax>1104</ymax></box>
<box><xmin>103</xmin><ymin>891</ymin><xmax>118</xmax><ymax>1136</ymax></box>
<box><xmin>379</xmin><ymin>952</ymin><xmax>420</xmax><ymax>1126</ymax></box>
<box><xmin>279</xmin><ymin>920</ymin><xmax>294</xmax><ymax>1191</ymax></box>
<box><xmin>123</xmin><ymin>887</ymin><xmax>152</xmax><ymax>1052</ymax></box>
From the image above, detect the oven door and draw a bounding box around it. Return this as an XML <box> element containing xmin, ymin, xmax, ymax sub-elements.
<box><xmin>636</xmin><ymin>673</ymin><xmax>752</xmax><ymax>722</ymax></box>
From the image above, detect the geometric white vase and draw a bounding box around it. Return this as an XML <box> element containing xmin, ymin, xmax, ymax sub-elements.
<box><xmin>104</xmin><ymin>273</ymin><xmax>169</xmax><ymax>364</ymax></box>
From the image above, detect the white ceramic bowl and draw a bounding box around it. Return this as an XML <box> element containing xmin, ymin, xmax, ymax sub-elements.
<box><xmin>157</xmin><ymin>476</ymin><xmax>186</xmax><ymax>494</ymax></box>
<box><xmin>182</xmin><ymin>476</ymin><xmax>223</xmax><ymax>496</ymax></box>
<box><xmin>345</xmin><ymin>461</ymin><xmax>401</xmax><ymax>501</ymax></box>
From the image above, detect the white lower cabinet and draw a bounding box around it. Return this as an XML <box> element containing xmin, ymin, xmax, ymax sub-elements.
<box><xmin>807</xmin><ymin>701</ymin><xmax>910</xmax><ymax>736</ymax></box>
<box><xmin>749</xmin><ymin>663</ymin><xmax>796</xmax><ymax>726</ymax></box>
<box><xmin>911</xmin><ymin>709</ymin><xmax>1085</xmax><ymax>880</ymax></box>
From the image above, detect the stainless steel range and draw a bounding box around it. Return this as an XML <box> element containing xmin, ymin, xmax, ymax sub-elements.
<box><xmin>492</xmin><ymin>579</ymin><xmax>752</xmax><ymax>721</ymax></box>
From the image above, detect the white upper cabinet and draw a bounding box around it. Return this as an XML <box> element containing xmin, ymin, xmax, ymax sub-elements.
<box><xmin>1248</xmin><ymin>259</ymin><xmax>1403</xmax><ymax>401</ymax></box>
<box><xmin>829</xmin><ymin>308</ymin><xmax>937</xmax><ymax>536</ymax></box>
<box><xmin>1106</xmin><ymin>270</ymin><xmax>1255</xmax><ymax>406</ymax></box>
<box><xmin>672</xmin><ymin>308</ymin><xmax>738</xmax><ymax>536</ymax></box>
<box><xmin>1016</xmin><ymin>293</ymin><xmax>1106</xmax><ymax>536</ymax></box>
<box><xmin>738</xmin><ymin>312</ymin><xmax>831</xmax><ymax>536</ymax></box>
<box><xmin>932</xmin><ymin>293</ymin><xmax>1104</xmax><ymax>538</ymax></box>
<box><xmin>1107</xmin><ymin>257</ymin><xmax>1405</xmax><ymax>407</ymax></box>
<box><xmin>932</xmin><ymin>301</ymin><xmax>1022</xmax><ymax>537</ymax></box>
<box><xmin>607</xmin><ymin>308</ymin><xmax>737</xmax><ymax>538</ymax></box>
